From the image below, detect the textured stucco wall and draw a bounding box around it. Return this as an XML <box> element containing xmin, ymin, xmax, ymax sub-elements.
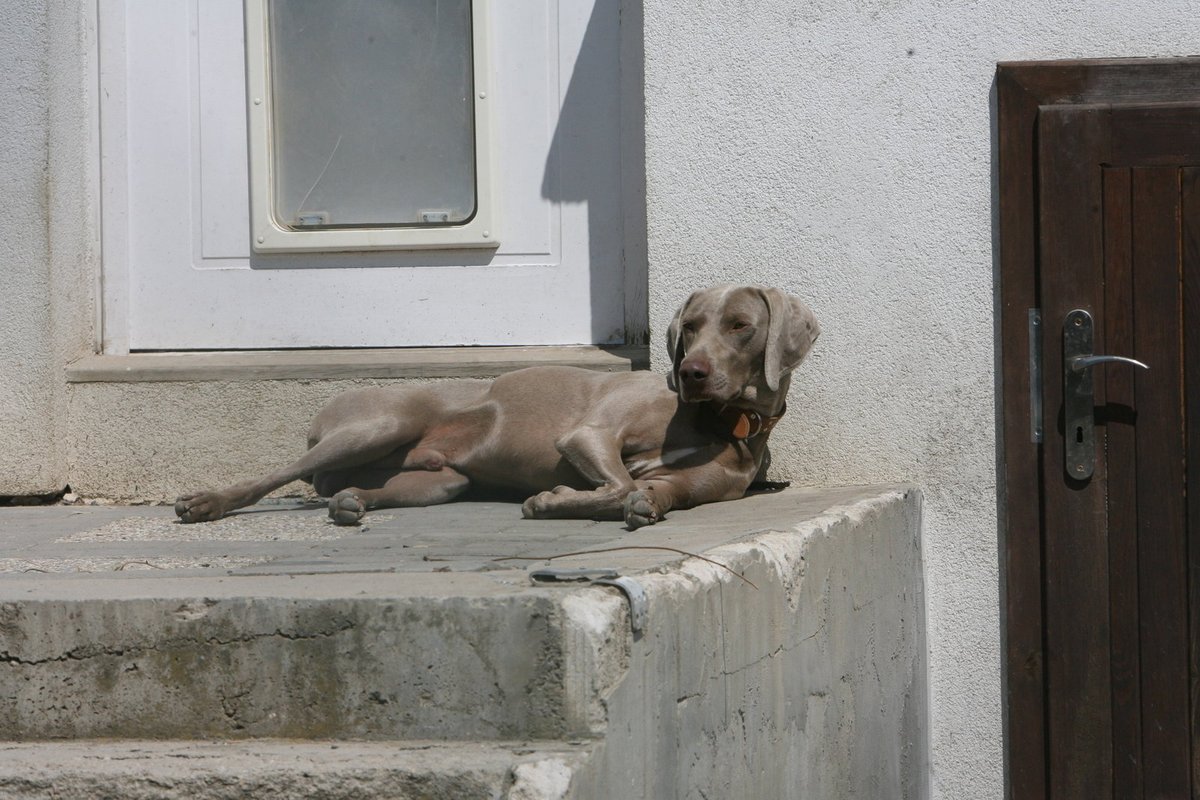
<box><xmin>0</xmin><ymin>0</ymin><xmax>97</xmax><ymax>496</ymax></box>
<box><xmin>66</xmin><ymin>379</ymin><xmax>401</xmax><ymax>501</ymax></box>
<box><xmin>641</xmin><ymin>1</ymin><xmax>1200</xmax><ymax>797</ymax></box>
<box><xmin>47</xmin><ymin>0</ymin><xmax>101</xmax><ymax>476</ymax></box>
<box><xmin>0</xmin><ymin>1</ymin><xmax>59</xmax><ymax>494</ymax></box>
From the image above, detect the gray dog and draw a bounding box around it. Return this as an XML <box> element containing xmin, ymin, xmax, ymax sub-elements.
<box><xmin>175</xmin><ymin>285</ymin><xmax>819</xmax><ymax>529</ymax></box>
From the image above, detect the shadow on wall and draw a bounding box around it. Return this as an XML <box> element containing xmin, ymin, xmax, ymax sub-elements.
<box><xmin>541</xmin><ymin>0</ymin><xmax>649</xmax><ymax>346</ymax></box>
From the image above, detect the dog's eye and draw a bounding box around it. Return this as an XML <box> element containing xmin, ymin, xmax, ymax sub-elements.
<box><xmin>681</xmin><ymin>322</ymin><xmax>696</xmax><ymax>334</ymax></box>
<box><xmin>730</xmin><ymin>321</ymin><xmax>749</xmax><ymax>331</ymax></box>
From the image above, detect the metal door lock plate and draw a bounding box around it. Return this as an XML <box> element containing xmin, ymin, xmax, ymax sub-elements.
<box><xmin>1062</xmin><ymin>309</ymin><xmax>1149</xmax><ymax>480</ymax></box>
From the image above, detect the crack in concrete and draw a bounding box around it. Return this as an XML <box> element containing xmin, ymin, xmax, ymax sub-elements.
<box><xmin>0</xmin><ymin>618</ymin><xmax>357</xmax><ymax>667</ymax></box>
<box><xmin>715</xmin><ymin>638</ymin><xmax>814</xmax><ymax>680</ymax></box>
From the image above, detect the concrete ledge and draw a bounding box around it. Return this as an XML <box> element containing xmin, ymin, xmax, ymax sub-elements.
<box><xmin>569</xmin><ymin>486</ymin><xmax>928</xmax><ymax>799</ymax></box>
<box><xmin>0</xmin><ymin>740</ymin><xmax>593</xmax><ymax>800</ymax></box>
<box><xmin>65</xmin><ymin>345</ymin><xmax>649</xmax><ymax>383</ymax></box>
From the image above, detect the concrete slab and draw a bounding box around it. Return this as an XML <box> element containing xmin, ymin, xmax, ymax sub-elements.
<box><xmin>0</xmin><ymin>489</ymin><xmax>881</xmax><ymax>741</ymax></box>
<box><xmin>0</xmin><ymin>485</ymin><xmax>885</xmax><ymax>580</ymax></box>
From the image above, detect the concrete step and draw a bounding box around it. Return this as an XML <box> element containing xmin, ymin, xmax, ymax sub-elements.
<box><xmin>0</xmin><ymin>739</ymin><xmax>593</xmax><ymax>800</ymax></box>
<box><xmin>0</xmin><ymin>561</ymin><xmax>627</xmax><ymax>742</ymax></box>
<box><xmin>0</xmin><ymin>486</ymin><xmax>927</xmax><ymax>798</ymax></box>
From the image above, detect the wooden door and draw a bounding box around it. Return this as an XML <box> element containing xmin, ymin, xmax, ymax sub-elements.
<box><xmin>999</xmin><ymin>60</ymin><xmax>1200</xmax><ymax>799</ymax></box>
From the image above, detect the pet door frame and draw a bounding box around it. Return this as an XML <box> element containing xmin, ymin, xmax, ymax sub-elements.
<box><xmin>244</xmin><ymin>0</ymin><xmax>498</xmax><ymax>253</ymax></box>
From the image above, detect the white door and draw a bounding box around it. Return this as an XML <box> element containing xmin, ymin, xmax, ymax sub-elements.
<box><xmin>99</xmin><ymin>0</ymin><xmax>633</xmax><ymax>351</ymax></box>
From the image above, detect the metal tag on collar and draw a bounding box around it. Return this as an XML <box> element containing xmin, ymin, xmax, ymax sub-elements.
<box><xmin>731</xmin><ymin>412</ymin><xmax>754</xmax><ymax>439</ymax></box>
<box><xmin>733</xmin><ymin>410</ymin><xmax>773</xmax><ymax>439</ymax></box>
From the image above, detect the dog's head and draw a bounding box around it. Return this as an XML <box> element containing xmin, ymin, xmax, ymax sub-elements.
<box><xmin>666</xmin><ymin>285</ymin><xmax>820</xmax><ymax>405</ymax></box>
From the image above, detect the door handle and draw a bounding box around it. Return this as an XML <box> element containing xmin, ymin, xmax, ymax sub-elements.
<box><xmin>1063</xmin><ymin>309</ymin><xmax>1149</xmax><ymax>480</ymax></box>
<box><xmin>1069</xmin><ymin>354</ymin><xmax>1149</xmax><ymax>371</ymax></box>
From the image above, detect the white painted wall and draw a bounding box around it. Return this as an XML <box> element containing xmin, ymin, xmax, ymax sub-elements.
<box><xmin>0</xmin><ymin>1</ymin><xmax>58</xmax><ymax>495</ymax></box>
<box><xmin>0</xmin><ymin>0</ymin><xmax>100</xmax><ymax>497</ymax></box>
<box><xmin>640</xmin><ymin>1</ymin><xmax>1200</xmax><ymax>797</ymax></box>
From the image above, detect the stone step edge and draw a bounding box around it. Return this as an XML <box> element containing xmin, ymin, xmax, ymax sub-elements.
<box><xmin>0</xmin><ymin>738</ymin><xmax>596</xmax><ymax>800</ymax></box>
<box><xmin>0</xmin><ymin>587</ymin><xmax>631</xmax><ymax>742</ymax></box>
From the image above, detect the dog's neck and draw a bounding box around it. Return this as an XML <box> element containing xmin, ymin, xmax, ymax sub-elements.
<box><xmin>712</xmin><ymin>403</ymin><xmax>786</xmax><ymax>440</ymax></box>
<box><xmin>709</xmin><ymin>375</ymin><xmax>791</xmax><ymax>441</ymax></box>
<box><xmin>736</xmin><ymin>373</ymin><xmax>791</xmax><ymax>416</ymax></box>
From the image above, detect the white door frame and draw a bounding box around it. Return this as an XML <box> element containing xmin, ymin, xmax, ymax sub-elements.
<box><xmin>97</xmin><ymin>0</ymin><xmax>647</xmax><ymax>352</ymax></box>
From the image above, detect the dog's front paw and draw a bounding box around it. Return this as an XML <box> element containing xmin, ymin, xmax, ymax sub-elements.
<box><xmin>521</xmin><ymin>489</ymin><xmax>555</xmax><ymax>519</ymax></box>
<box><xmin>521</xmin><ymin>486</ymin><xmax>576</xmax><ymax>519</ymax></box>
<box><xmin>624</xmin><ymin>489</ymin><xmax>664</xmax><ymax>529</ymax></box>
<box><xmin>175</xmin><ymin>492</ymin><xmax>229</xmax><ymax>523</ymax></box>
<box><xmin>328</xmin><ymin>490</ymin><xmax>366</xmax><ymax>526</ymax></box>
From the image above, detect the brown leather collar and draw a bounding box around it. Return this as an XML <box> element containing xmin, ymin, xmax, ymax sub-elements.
<box><xmin>715</xmin><ymin>404</ymin><xmax>786</xmax><ymax>441</ymax></box>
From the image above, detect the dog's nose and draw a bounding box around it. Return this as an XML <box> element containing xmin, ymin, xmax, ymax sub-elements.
<box><xmin>678</xmin><ymin>357</ymin><xmax>711</xmax><ymax>384</ymax></box>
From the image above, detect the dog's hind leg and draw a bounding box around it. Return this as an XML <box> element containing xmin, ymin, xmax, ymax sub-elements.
<box><xmin>175</xmin><ymin>418</ymin><xmax>421</xmax><ymax>523</ymax></box>
<box><xmin>327</xmin><ymin>467</ymin><xmax>470</xmax><ymax>525</ymax></box>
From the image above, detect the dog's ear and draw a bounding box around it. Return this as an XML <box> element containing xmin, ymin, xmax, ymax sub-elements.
<box><xmin>760</xmin><ymin>287</ymin><xmax>820</xmax><ymax>392</ymax></box>
<box><xmin>666</xmin><ymin>293</ymin><xmax>695</xmax><ymax>392</ymax></box>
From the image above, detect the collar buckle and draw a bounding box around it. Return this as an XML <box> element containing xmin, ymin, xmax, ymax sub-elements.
<box><xmin>721</xmin><ymin>404</ymin><xmax>785</xmax><ymax>440</ymax></box>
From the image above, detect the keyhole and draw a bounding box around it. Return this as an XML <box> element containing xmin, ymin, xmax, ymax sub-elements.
<box><xmin>1075</xmin><ymin>426</ymin><xmax>1084</xmax><ymax>444</ymax></box>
